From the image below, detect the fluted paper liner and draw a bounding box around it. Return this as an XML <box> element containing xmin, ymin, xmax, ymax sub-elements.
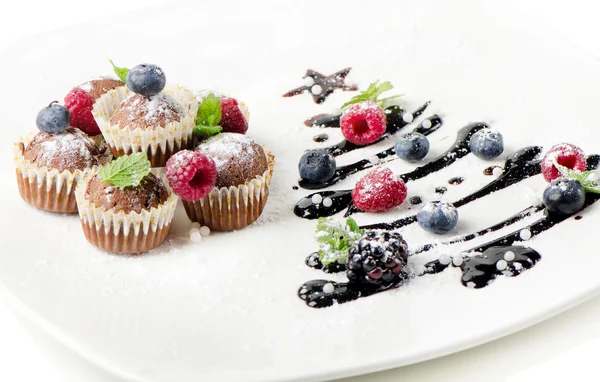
<box><xmin>182</xmin><ymin>152</ymin><xmax>275</xmax><ymax>231</ymax></box>
<box><xmin>13</xmin><ymin>133</ymin><xmax>104</xmax><ymax>213</ymax></box>
<box><xmin>93</xmin><ymin>84</ymin><xmax>198</xmax><ymax>167</ymax></box>
<box><xmin>75</xmin><ymin>174</ymin><xmax>178</xmax><ymax>254</ymax></box>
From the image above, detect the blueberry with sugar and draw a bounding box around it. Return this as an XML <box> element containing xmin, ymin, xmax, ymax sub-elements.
<box><xmin>126</xmin><ymin>63</ymin><xmax>167</xmax><ymax>97</ymax></box>
<box><xmin>394</xmin><ymin>132</ymin><xmax>430</xmax><ymax>162</ymax></box>
<box><xmin>417</xmin><ymin>201</ymin><xmax>458</xmax><ymax>234</ymax></box>
<box><xmin>36</xmin><ymin>102</ymin><xmax>71</xmax><ymax>134</ymax></box>
<box><xmin>542</xmin><ymin>177</ymin><xmax>585</xmax><ymax>215</ymax></box>
<box><xmin>469</xmin><ymin>128</ymin><xmax>504</xmax><ymax>160</ymax></box>
<box><xmin>299</xmin><ymin>149</ymin><xmax>336</xmax><ymax>183</ymax></box>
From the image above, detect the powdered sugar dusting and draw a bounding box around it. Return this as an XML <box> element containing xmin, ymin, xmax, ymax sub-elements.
<box><xmin>24</xmin><ymin>128</ymin><xmax>99</xmax><ymax>172</ymax></box>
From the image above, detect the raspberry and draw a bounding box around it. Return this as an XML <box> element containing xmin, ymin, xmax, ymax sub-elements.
<box><xmin>541</xmin><ymin>143</ymin><xmax>586</xmax><ymax>183</ymax></box>
<box><xmin>340</xmin><ymin>101</ymin><xmax>387</xmax><ymax>145</ymax></box>
<box><xmin>346</xmin><ymin>230</ymin><xmax>409</xmax><ymax>289</ymax></box>
<box><xmin>220</xmin><ymin>97</ymin><xmax>248</xmax><ymax>134</ymax></box>
<box><xmin>64</xmin><ymin>88</ymin><xmax>101</xmax><ymax>136</ymax></box>
<box><xmin>351</xmin><ymin>167</ymin><xmax>407</xmax><ymax>212</ymax></box>
<box><xmin>165</xmin><ymin>150</ymin><xmax>217</xmax><ymax>201</ymax></box>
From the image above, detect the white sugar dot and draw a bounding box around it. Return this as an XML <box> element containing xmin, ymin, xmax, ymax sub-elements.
<box><xmin>331</xmin><ymin>108</ymin><xmax>342</xmax><ymax>116</ymax></box>
<box><xmin>504</xmin><ymin>251</ymin><xmax>516</xmax><ymax>262</ymax></box>
<box><xmin>311</xmin><ymin>84</ymin><xmax>323</xmax><ymax>95</ymax></box>
<box><xmin>402</xmin><ymin>113</ymin><xmax>414</xmax><ymax>123</ymax></box>
<box><xmin>322</xmin><ymin>197</ymin><xmax>333</xmax><ymax>208</ymax></box>
<box><xmin>304</xmin><ymin>76</ymin><xmax>315</xmax><ymax>86</ymax></box>
<box><xmin>421</xmin><ymin>119</ymin><xmax>432</xmax><ymax>129</ymax></box>
<box><xmin>493</xmin><ymin>167</ymin><xmax>503</xmax><ymax>177</ymax></box>
<box><xmin>190</xmin><ymin>222</ymin><xmax>201</xmax><ymax>229</ymax></box>
<box><xmin>519</xmin><ymin>229</ymin><xmax>532</xmax><ymax>241</ymax></box>
<box><xmin>466</xmin><ymin>282</ymin><xmax>476</xmax><ymax>289</ymax></box>
<box><xmin>190</xmin><ymin>231</ymin><xmax>203</xmax><ymax>243</ymax></box>
<box><xmin>369</xmin><ymin>156</ymin><xmax>380</xmax><ymax>165</ymax></box>
<box><xmin>496</xmin><ymin>259</ymin><xmax>508</xmax><ymax>271</ymax></box>
<box><xmin>452</xmin><ymin>256</ymin><xmax>464</xmax><ymax>267</ymax></box>
<box><xmin>312</xmin><ymin>194</ymin><xmax>323</xmax><ymax>204</ymax></box>
<box><xmin>322</xmin><ymin>283</ymin><xmax>335</xmax><ymax>294</ymax></box>
<box><xmin>439</xmin><ymin>254</ymin><xmax>451</xmax><ymax>265</ymax></box>
<box><xmin>199</xmin><ymin>226</ymin><xmax>211</xmax><ymax>237</ymax></box>
<box><xmin>189</xmin><ymin>227</ymin><xmax>200</xmax><ymax>235</ymax></box>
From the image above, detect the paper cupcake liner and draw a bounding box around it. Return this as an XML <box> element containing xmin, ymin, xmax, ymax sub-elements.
<box><xmin>182</xmin><ymin>152</ymin><xmax>275</xmax><ymax>231</ymax></box>
<box><xmin>74</xmin><ymin>171</ymin><xmax>178</xmax><ymax>254</ymax></box>
<box><xmin>93</xmin><ymin>84</ymin><xmax>198</xmax><ymax>167</ymax></box>
<box><xmin>13</xmin><ymin>133</ymin><xmax>103</xmax><ymax>213</ymax></box>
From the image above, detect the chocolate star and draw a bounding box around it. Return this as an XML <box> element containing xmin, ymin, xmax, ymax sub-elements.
<box><xmin>283</xmin><ymin>68</ymin><xmax>358</xmax><ymax>104</ymax></box>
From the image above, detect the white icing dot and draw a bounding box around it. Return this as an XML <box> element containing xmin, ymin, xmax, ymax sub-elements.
<box><xmin>402</xmin><ymin>113</ymin><xmax>414</xmax><ymax>123</ymax></box>
<box><xmin>311</xmin><ymin>84</ymin><xmax>323</xmax><ymax>95</ymax></box>
<box><xmin>421</xmin><ymin>119</ymin><xmax>432</xmax><ymax>129</ymax></box>
<box><xmin>199</xmin><ymin>226</ymin><xmax>211</xmax><ymax>237</ymax></box>
<box><xmin>322</xmin><ymin>197</ymin><xmax>333</xmax><ymax>208</ymax></box>
<box><xmin>504</xmin><ymin>251</ymin><xmax>516</xmax><ymax>262</ymax></box>
<box><xmin>322</xmin><ymin>283</ymin><xmax>335</xmax><ymax>294</ymax></box>
<box><xmin>191</xmin><ymin>222</ymin><xmax>201</xmax><ymax>229</ymax></box>
<box><xmin>519</xmin><ymin>229</ymin><xmax>532</xmax><ymax>241</ymax></box>
<box><xmin>493</xmin><ymin>167</ymin><xmax>503</xmax><ymax>177</ymax></box>
<box><xmin>190</xmin><ymin>231</ymin><xmax>202</xmax><ymax>243</ymax></box>
<box><xmin>496</xmin><ymin>259</ymin><xmax>508</xmax><ymax>271</ymax></box>
<box><xmin>369</xmin><ymin>156</ymin><xmax>380</xmax><ymax>165</ymax></box>
<box><xmin>331</xmin><ymin>108</ymin><xmax>342</xmax><ymax>116</ymax></box>
<box><xmin>304</xmin><ymin>76</ymin><xmax>315</xmax><ymax>86</ymax></box>
<box><xmin>452</xmin><ymin>256</ymin><xmax>464</xmax><ymax>267</ymax></box>
<box><xmin>439</xmin><ymin>254</ymin><xmax>451</xmax><ymax>265</ymax></box>
<box><xmin>466</xmin><ymin>282</ymin><xmax>476</xmax><ymax>289</ymax></box>
<box><xmin>189</xmin><ymin>227</ymin><xmax>200</xmax><ymax>235</ymax></box>
<box><xmin>312</xmin><ymin>194</ymin><xmax>323</xmax><ymax>204</ymax></box>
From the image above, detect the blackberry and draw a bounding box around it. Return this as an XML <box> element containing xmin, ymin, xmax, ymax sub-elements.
<box><xmin>346</xmin><ymin>230</ymin><xmax>409</xmax><ymax>289</ymax></box>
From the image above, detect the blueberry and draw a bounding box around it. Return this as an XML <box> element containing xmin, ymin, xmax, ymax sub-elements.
<box><xmin>394</xmin><ymin>132</ymin><xmax>430</xmax><ymax>162</ymax></box>
<box><xmin>417</xmin><ymin>201</ymin><xmax>458</xmax><ymax>234</ymax></box>
<box><xmin>36</xmin><ymin>102</ymin><xmax>71</xmax><ymax>134</ymax></box>
<box><xmin>298</xmin><ymin>149</ymin><xmax>336</xmax><ymax>183</ymax></box>
<box><xmin>469</xmin><ymin>129</ymin><xmax>504</xmax><ymax>160</ymax></box>
<box><xmin>542</xmin><ymin>177</ymin><xmax>585</xmax><ymax>215</ymax></box>
<box><xmin>126</xmin><ymin>64</ymin><xmax>166</xmax><ymax>97</ymax></box>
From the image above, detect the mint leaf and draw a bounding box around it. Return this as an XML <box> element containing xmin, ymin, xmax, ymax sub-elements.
<box><xmin>98</xmin><ymin>152</ymin><xmax>151</xmax><ymax>188</ymax></box>
<box><xmin>109</xmin><ymin>59</ymin><xmax>129</xmax><ymax>83</ymax></box>
<box><xmin>194</xmin><ymin>124</ymin><xmax>223</xmax><ymax>139</ymax></box>
<box><xmin>341</xmin><ymin>80</ymin><xmax>402</xmax><ymax>109</ymax></box>
<box><xmin>196</xmin><ymin>93</ymin><xmax>222</xmax><ymax>127</ymax></box>
<box><xmin>554</xmin><ymin>160</ymin><xmax>600</xmax><ymax>194</ymax></box>
<box><xmin>315</xmin><ymin>217</ymin><xmax>364</xmax><ymax>265</ymax></box>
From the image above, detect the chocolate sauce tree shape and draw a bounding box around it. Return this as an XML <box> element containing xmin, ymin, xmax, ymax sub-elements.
<box><xmin>294</xmin><ymin>122</ymin><xmax>489</xmax><ymax>219</ymax></box>
<box><xmin>282</xmin><ymin>68</ymin><xmax>358</xmax><ymax>104</ymax></box>
<box><xmin>298</xmin><ymin>190</ymin><xmax>600</xmax><ymax>308</ymax></box>
<box><xmin>299</xmin><ymin>114</ymin><xmax>443</xmax><ymax>190</ymax></box>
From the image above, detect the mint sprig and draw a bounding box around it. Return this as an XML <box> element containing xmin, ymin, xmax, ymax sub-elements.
<box><xmin>555</xmin><ymin>161</ymin><xmax>600</xmax><ymax>193</ymax></box>
<box><xmin>315</xmin><ymin>217</ymin><xmax>364</xmax><ymax>265</ymax></box>
<box><xmin>193</xmin><ymin>93</ymin><xmax>223</xmax><ymax>138</ymax></box>
<box><xmin>341</xmin><ymin>80</ymin><xmax>402</xmax><ymax>109</ymax></box>
<box><xmin>109</xmin><ymin>59</ymin><xmax>130</xmax><ymax>83</ymax></box>
<box><xmin>98</xmin><ymin>152</ymin><xmax>151</xmax><ymax>188</ymax></box>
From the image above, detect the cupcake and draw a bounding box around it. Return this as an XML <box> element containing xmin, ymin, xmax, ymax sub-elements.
<box><xmin>75</xmin><ymin>152</ymin><xmax>177</xmax><ymax>254</ymax></box>
<box><xmin>14</xmin><ymin>102</ymin><xmax>105</xmax><ymax>213</ymax></box>
<box><xmin>194</xmin><ymin>90</ymin><xmax>249</xmax><ymax>134</ymax></box>
<box><xmin>92</xmin><ymin>63</ymin><xmax>198</xmax><ymax>167</ymax></box>
<box><xmin>166</xmin><ymin>133</ymin><xmax>275</xmax><ymax>231</ymax></box>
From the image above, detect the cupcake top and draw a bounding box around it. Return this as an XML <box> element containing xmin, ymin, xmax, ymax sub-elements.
<box><xmin>23</xmin><ymin>128</ymin><xmax>100</xmax><ymax>172</ymax></box>
<box><xmin>195</xmin><ymin>133</ymin><xmax>268</xmax><ymax>188</ymax></box>
<box><xmin>78</xmin><ymin>77</ymin><xmax>124</xmax><ymax>100</ymax></box>
<box><xmin>110</xmin><ymin>92</ymin><xmax>185</xmax><ymax>130</ymax></box>
<box><xmin>85</xmin><ymin>172</ymin><xmax>168</xmax><ymax>214</ymax></box>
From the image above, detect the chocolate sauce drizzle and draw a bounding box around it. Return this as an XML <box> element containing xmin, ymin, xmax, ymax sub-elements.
<box><xmin>484</xmin><ymin>166</ymin><xmax>502</xmax><ymax>176</ymax></box>
<box><xmin>435</xmin><ymin>187</ymin><xmax>447</xmax><ymax>194</ymax></box>
<box><xmin>448</xmin><ymin>176</ymin><xmax>464</xmax><ymax>185</ymax></box>
<box><xmin>282</xmin><ymin>68</ymin><xmax>358</xmax><ymax>104</ymax></box>
<box><xmin>312</xmin><ymin>133</ymin><xmax>329</xmax><ymax>143</ymax></box>
<box><xmin>304</xmin><ymin>113</ymin><xmax>341</xmax><ymax>128</ymax></box>
<box><xmin>298</xmin><ymin>114</ymin><xmax>443</xmax><ymax>190</ymax></box>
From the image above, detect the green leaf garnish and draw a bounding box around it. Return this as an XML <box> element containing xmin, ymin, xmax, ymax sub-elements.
<box><xmin>555</xmin><ymin>161</ymin><xmax>600</xmax><ymax>194</ymax></box>
<box><xmin>315</xmin><ymin>217</ymin><xmax>364</xmax><ymax>265</ymax></box>
<box><xmin>98</xmin><ymin>152</ymin><xmax>151</xmax><ymax>188</ymax></box>
<box><xmin>109</xmin><ymin>59</ymin><xmax>130</xmax><ymax>83</ymax></box>
<box><xmin>194</xmin><ymin>93</ymin><xmax>222</xmax><ymax>139</ymax></box>
<box><xmin>341</xmin><ymin>80</ymin><xmax>402</xmax><ymax>109</ymax></box>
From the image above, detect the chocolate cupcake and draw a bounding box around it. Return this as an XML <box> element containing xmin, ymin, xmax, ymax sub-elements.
<box><xmin>75</xmin><ymin>153</ymin><xmax>177</xmax><ymax>254</ymax></box>
<box><xmin>92</xmin><ymin>63</ymin><xmax>198</xmax><ymax>167</ymax></box>
<box><xmin>14</xmin><ymin>103</ymin><xmax>105</xmax><ymax>213</ymax></box>
<box><xmin>169</xmin><ymin>133</ymin><xmax>274</xmax><ymax>231</ymax></box>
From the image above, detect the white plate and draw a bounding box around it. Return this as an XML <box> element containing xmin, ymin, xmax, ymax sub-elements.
<box><xmin>1</xmin><ymin>1</ymin><xmax>600</xmax><ymax>381</ymax></box>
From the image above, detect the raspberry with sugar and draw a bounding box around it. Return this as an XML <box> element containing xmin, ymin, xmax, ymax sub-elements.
<box><xmin>220</xmin><ymin>97</ymin><xmax>248</xmax><ymax>134</ymax></box>
<box><xmin>166</xmin><ymin>150</ymin><xmax>217</xmax><ymax>201</ymax></box>
<box><xmin>340</xmin><ymin>101</ymin><xmax>387</xmax><ymax>145</ymax></box>
<box><xmin>541</xmin><ymin>143</ymin><xmax>586</xmax><ymax>183</ymax></box>
<box><xmin>352</xmin><ymin>167</ymin><xmax>407</xmax><ymax>212</ymax></box>
<box><xmin>64</xmin><ymin>88</ymin><xmax>101</xmax><ymax>136</ymax></box>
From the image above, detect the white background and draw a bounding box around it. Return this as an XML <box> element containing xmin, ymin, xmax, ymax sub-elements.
<box><xmin>1</xmin><ymin>1</ymin><xmax>600</xmax><ymax>381</ymax></box>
